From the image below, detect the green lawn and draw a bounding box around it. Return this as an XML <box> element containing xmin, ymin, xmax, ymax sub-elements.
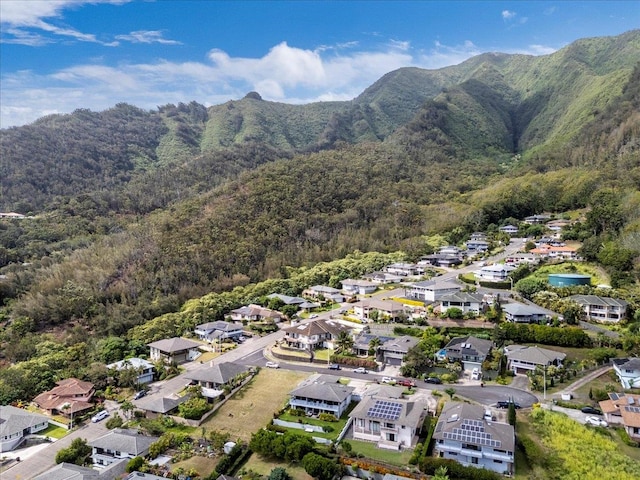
<box><xmin>39</xmin><ymin>424</ymin><xmax>69</xmax><ymax>439</ymax></box>
<box><xmin>240</xmin><ymin>453</ymin><xmax>313</xmax><ymax>480</ymax></box>
<box><xmin>347</xmin><ymin>439</ymin><xmax>413</xmax><ymax>466</ymax></box>
<box><xmin>278</xmin><ymin>408</ymin><xmax>352</xmax><ymax>441</ymax></box>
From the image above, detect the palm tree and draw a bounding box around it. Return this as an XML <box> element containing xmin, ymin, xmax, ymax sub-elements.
<box><xmin>335</xmin><ymin>331</ymin><xmax>354</xmax><ymax>355</ymax></box>
<box><xmin>368</xmin><ymin>337</ymin><xmax>382</xmax><ymax>356</ymax></box>
<box><xmin>433</xmin><ymin>466</ymin><xmax>449</xmax><ymax>480</ymax></box>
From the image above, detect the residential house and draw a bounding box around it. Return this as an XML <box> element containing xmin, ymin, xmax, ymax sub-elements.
<box><xmin>89</xmin><ymin>428</ymin><xmax>158</xmax><ymax>467</ymax></box>
<box><xmin>352</xmin><ymin>299</ymin><xmax>406</xmax><ymax>322</ymax></box>
<box><xmin>504</xmin><ymin>345</ymin><xmax>566</xmax><ymax>374</ymax></box>
<box><xmin>363</xmin><ymin>271</ymin><xmax>404</xmax><ymax>284</ymax></box>
<box><xmin>612</xmin><ymin>358</ymin><xmax>640</xmax><ymax>389</ymax></box>
<box><xmin>599</xmin><ymin>393</ymin><xmax>640</xmax><ymax>442</ymax></box>
<box><xmin>0</xmin><ymin>212</ymin><xmax>26</xmax><ymax>219</ymax></box>
<box><xmin>0</xmin><ymin>406</ymin><xmax>49</xmax><ymax>452</ymax></box>
<box><xmin>499</xmin><ymin>225</ymin><xmax>519</xmax><ymax>236</ymax></box>
<box><xmin>147</xmin><ymin>337</ymin><xmax>202</xmax><ymax>364</ymax></box>
<box><xmin>385</xmin><ymin>263</ymin><xmax>419</xmax><ymax>276</ymax></box>
<box><xmin>470</xmin><ymin>232</ymin><xmax>487</xmax><ymax>241</ymax></box>
<box><xmin>465</xmin><ymin>238</ymin><xmax>490</xmax><ymax>253</ymax></box>
<box><xmin>282</xmin><ymin>319</ymin><xmax>353</xmax><ymax>351</ymax></box>
<box><xmin>229</xmin><ymin>304</ymin><xmax>284</xmax><ymax>323</ymax></box>
<box><xmin>535</xmin><ymin>237</ymin><xmax>565</xmax><ymax>247</ymax></box>
<box><xmin>444</xmin><ymin>336</ymin><xmax>493</xmax><ymax>371</ymax></box>
<box><xmin>474</xmin><ymin>263</ymin><xmax>515</xmax><ymax>282</ymax></box>
<box><xmin>288</xmin><ymin>381</ymin><xmax>355</xmax><ymax>418</ymax></box>
<box><xmin>195</xmin><ymin>321</ymin><xmax>243</xmax><ymax>342</ymax></box>
<box><xmin>340</xmin><ymin>279</ymin><xmax>378</xmax><ymax>295</ymax></box>
<box><xmin>350</xmin><ymin>394</ymin><xmax>428</xmax><ymax>450</ymax></box>
<box><xmin>505</xmin><ymin>252</ymin><xmax>540</xmax><ymax>266</ymax></box>
<box><xmin>133</xmin><ymin>395</ymin><xmax>190</xmax><ymax>419</ymax></box>
<box><xmin>107</xmin><ymin>358</ymin><xmax>155</xmax><ymax>385</ymax></box>
<box><xmin>404</xmin><ymin>280</ymin><xmax>461</xmax><ymax>303</ymax></box>
<box><xmin>378</xmin><ymin>336</ymin><xmax>420</xmax><ymax>366</ymax></box>
<box><xmin>34</xmin><ymin>463</ymin><xmax>102</xmax><ymax>480</ymax></box>
<box><xmin>546</xmin><ymin>219</ymin><xmax>571</xmax><ymax>232</ymax></box>
<box><xmin>267</xmin><ymin>293</ymin><xmax>306</xmax><ymax>305</ymax></box>
<box><xmin>185</xmin><ymin>362</ymin><xmax>252</xmax><ymax>400</ymax></box>
<box><xmin>33</xmin><ymin>378</ymin><xmax>95</xmax><ymax>418</ymax></box>
<box><xmin>502</xmin><ymin>302</ymin><xmax>557</xmax><ymax>324</ymax></box>
<box><xmin>433</xmin><ymin>402</ymin><xmax>515</xmax><ymax>476</ymax></box>
<box><xmin>529</xmin><ymin>244</ymin><xmax>579</xmax><ymax>261</ymax></box>
<box><xmin>421</xmin><ymin>253</ymin><xmax>463</xmax><ymax>267</ymax></box>
<box><xmin>439</xmin><ymin>292</ymin><xmax>485</xmax><ymax>315</ymax></box>
<box><xmin>567</xmin><ymin>294</ymin><xmax>628</xmax><ymax>323</ymax></box>
<box><xmin>524</xmin><ymin>214</ymin><xmax>550</xmax><ymax>225</ymax></box>
<box><xmin>353</xmin><ymin>333</ymin><xmax>395</xmax><ymax>356</ymax></box>
<box><xmin>303</xmin><ymin>285</ymin><xmax>345</xmax><ymax>303</ymax></box>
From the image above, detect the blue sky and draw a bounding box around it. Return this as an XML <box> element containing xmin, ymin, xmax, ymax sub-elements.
<box><xmin>1</xmin><ymin>0</ymin><xmax>637</xmax><ymax>128</ymax></box>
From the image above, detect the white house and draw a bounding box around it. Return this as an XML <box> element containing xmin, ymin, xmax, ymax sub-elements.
<box><xmin>303</xmin><ymin>285</ymin><xmax>345</xmax><ymax>303</ymax></box>
<box><xmin>439</xmin><ymin>292</ymin><xmax>485</xmax><ymax>315</ymax></box>
<box><xmin>185</xmin><ymin>362</ymin><xmax>252</xmax><ymax>400</ymax></box>
<box><xmin>612</xmin><ymin>358</ymin><xmax>640</xmax><ymax>389</ymax></box>
<box><xmin>499</xmin><ymin>225</ymin><xmax>519</xmax><ymax>235</ymax></box>
<box><xmin>288</xmin><ymin>381</ymin><xmax>355</xmax><ymax>418</ymax></box>
<box><xmin>404</xmin><ymin>280</ymin><xmax>461</xmax><ymax>303</ymax></box>
<box><xmin>502</xmin><ymin>302</ymin><xmax>557</xmax><ymax>324</ymax></box>
<box><xmin>352</xmin><ymin>299</ymin><xmax>406</xmax><ymax>322</ymax></box>
<box><xmin>195</xmin><ymin>321</ymin><xmax>243</xmax><ymax>341</ymax></box>
<box><xmin>0</xmin><ymin>406</ymin><xmax>49</xmax><ymax>452</ymax></box>
<box><xmin>229</xmin><ymin>304</ymin><xmax>283</xmax><ymax>323</ymax></box>
<box><xmin>378</xmin><ymin>336</ymin><xmax>420</xmax><ymax>366</ymax></box>
<box><xmin>444</xmin><ymin>336</ymin><xmax>493</xmax><ymax>371</ymax></box>
<box><xmin>340</xmin><ymin>279</ymin><xmax>378</xmax><ymax>295</ymax></box>
<box><xmin>147</xmin><ymin>337</ymin><xmax>201</xmax><ymax>364</ymax></box>
<box><xmin>350</xmin><ymin>395</ymin><xmax>428</xmax><ymax>450</ymax></box>
<box><xmin>474</xmin><ymin>263</ymin><xmax>515</xmax><ymax>282</ymax></box>
<box><xmin>106</xmin><ymin>358</ymin><xmax>155</xmax><ymax>385</ymax></box>
<box><xmin>363</xmin><ymin>271</ymin><xmax>404</xmax><ymax>284</ymax></box>
<box><xmin>282</xmin><ymin>319</ymin><xmax>353</xmax><ymax>351</ymax></box>
<box><xmin>504</xmin><ymin>252</ymin><xmax>540</xmax><ymax>266</ymax></box>
<box><xmin>433</xmin><ymin>402</ymin><xmax>515</xmax><ymax>476</ymax></box>
<box><xmin>504</xmin><ymin>345</ymin><xmax>566</xmax><ymax>374</ymax></box>
<box><xmin>89</xmin><ymin>428</ymin><xmax>158</xmax><ymax>467</ymax></box>
<box><xmin>385</xmin><ymin>263</ymin><xmax>419</xmax><ymax>276</ymax></box>
<box><xmin>567</xmin><ymin>294</ymin><xmax>628</xmax><ymax>323</ymax></box>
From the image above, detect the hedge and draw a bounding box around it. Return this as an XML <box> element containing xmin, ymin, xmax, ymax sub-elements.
<box><xmin>211</xmin><ymin>443</ymin><xmax>251</xmax><ymax>478</ymax></box>
<box><xmin>419</xmin><ymin>457</ymin><xmax>502</xmax><ymax>479</ymax></box>
<box><xmin>329</xmin><ymin>354</ymin><xmax>377</xmax><ymax>369</ymax></box>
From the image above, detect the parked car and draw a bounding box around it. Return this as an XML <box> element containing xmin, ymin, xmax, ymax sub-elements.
<box><xmin>91</xmin><ymin>410</ymin><xmax>109</xmax><ymax>423</ymax></box>
<box><xmin>581</xmin><ymin>406</ymin><xmax>602</xmax><ymax>415</ymax></box>
<box><xmin>585</xmin><ymin>416</ymin><xmax>608</xmax><ymax>427</ymax></box>
<box><xmin>380</xmin><ymin>377</ymin><xmax>395</xmax><ymax>384</ymax></box>
<box><xmin>398</xmin><ymin>379</ymin><xmax>416</xmax><ymax>388</ymax></box>
<box><xmin>353</xmin><ymin>367</ymin><xmax>368</xmax><ymax>374</ymax></box>
<box><xmin>328</xmin><ymin>364</ymin><xmax>341</xmax><ymax>370</ymax></box>
<box><xmin>310</xmin><ymin>314</ymin><xmax>319</xmax><ymax>319</ymax></box>
<box><xmin>471</xmin><ymin>368</ymin><xmax>481</xmax><ymax>380</ymax></box>
<box><xmin>265</xmin><ymin>361</ymin><xmax>280</xmax><ymax>369</ymax></box>
<box><xmin>496</xmin><ymin>401</ymin><xmax>510</xmax><ymax>409</ymax></box>
<box><xmin>425</xmin><ymin>377</ymin><xmax>442</xmax><ymax>384</ymax></box>
<box><xmin>133</xmin><ymin>390</ymin><xmax>146</xmax><ymax>400</ymax></box>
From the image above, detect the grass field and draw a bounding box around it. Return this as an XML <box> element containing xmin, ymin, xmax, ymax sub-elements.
<box><xmin>348</xmin><ymin>439</ymin><xmax>413</xmax><ymax>466</ymax></box>
<box><xmin>239</xmin><ymin>453</ymin><xmax>314</xmax><ymax>480</ymax></box>
<box><xmin>169</xmin><ymin>455</ymin><xmax>219</xmax><ymax>477</ymax></box>
<box><xmin>201</xmin><ymin>368</ymin><xmax>308</xmax><ymax>442</ymax></box>
<box><xmin>40</xmin><ymin>424</ymin><xmax>69</xmax><ymax>439</ymax></box>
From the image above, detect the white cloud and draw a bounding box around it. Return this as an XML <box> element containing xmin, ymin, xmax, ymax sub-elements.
<box><xmin>0</xmin><ymin>0</ymin><xmax>130</xmax><ymax>46</ymax></box>
<box><xmin>544</xmin><ymin>6</ymin><xmax>557</xmax><ymax>16</ymax></box>
<box><xmin>525</xmin><ymin>44</ymin><xmax>558</xmax><ymax>55</ymax></box>
<box><xmin>502</xmin><ymin>10</ymin><xmax>517</xmax><ymax>21</ymax></box>
<box><xmin>115</xmin><ymin>30</ymin><xmax>182</xmax><ymax>45</ymax></box>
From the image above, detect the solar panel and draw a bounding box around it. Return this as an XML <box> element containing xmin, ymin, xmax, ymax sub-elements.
<box><xmin>628</xmin><ymin>397</ymin><xmax>635</xmax><ymax>405</ymax></box>
<box><xmin>442</xmin><ymin>427</ymin><xmax>502</xmax><ymax>448</ymax></box>
<box><xmin>609</xmin><ymin>393</ymin><xmax>620</xmax><ymax>400</ymax></box>
<box><xmin>435</xmin><ymin>422</ymin><xmax>444</xmax><ymax>433</ymax></box>
<box><xmin>624</xmin><ymin>406</ymin><xmax>640</xmax><ymax>413</ymax></box>
<box><xmin>367</xmin><ymin>400</ymin><xmax>403</xmax><ymax>420</ymax></box>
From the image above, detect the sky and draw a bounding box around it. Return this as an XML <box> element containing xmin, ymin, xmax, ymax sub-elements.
<box><xmin>0</xmin><ymin>1</ymin><xmax>638</xmax><ymax>128</ymax></box>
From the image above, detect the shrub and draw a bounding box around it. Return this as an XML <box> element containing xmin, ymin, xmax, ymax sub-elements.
<box><xmin>318</xmin><ymin>413</ymin><xmax>338</xmax><ymax>422</ymax></box>
<box><xmin>126</xmin><ymin>456</ymin><xmax>145</xmax><ymax>473</ymax></box>
<box><xmin>419</xmin><ymin>457</ymin><xmax>501</xmax><ymax>479</ymax></box>
<box><xmin>105</xmin><ymin>414</ymin><xmax>124</xmax><ymax>429</ymax></box>
<box><xmin>178</xmin><ymin>396</ymin><xmax>211</xmax><ymax>420</ymax></box>
<box><xmin>617</xmin><ymin>427</ymin><xmax>640</xmax><ymax>447</ymax></box>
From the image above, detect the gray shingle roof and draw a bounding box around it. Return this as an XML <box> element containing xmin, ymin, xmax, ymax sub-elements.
<box><xmin>135</xmin><ymin>394</ymin><xmax>190</xmax><ymax>413</ymax></box>
<box><xmin>505</xmin><ymin>345</ymin><xmax>566</xmax><ymax>365</ymax></box>
<box><xmin>613</xmin><ymin>357</ymin><xmax>640</xmax><ymax>370</ymax></box>
<box><xmin>567</xmin><ymin>294</ymin><xmax>628</xmax><ymax>308</ymax></box>
<box><xmin>88</xmin><ymin>428</ymin><xmax>158</xmax><ymax>455</ymax></box>
<box><xmin>0</xmin><ymin>405</ymin><xmax>48</xmax><ymax>438</ymax></box>
<box><xmin>186</xmin><ymin>362</ymin><xmax>250</xmax><ymax>384</ymax></box>
<box><xmin>147</xmin><ymin>337</ymin><xmax>201</xmax><ymax>352</ymax></box>
<box><xmin>33</xmin><ymin>462</ymin><xmax>100</xmax><ymax>480</ymax></box>
<box><xmin>290</xmin><ymin>383</ymin><xmax>354</xmax><ymax>403</ymax></box>
<box><xmin>445</xmin><ymin>336</ymin><xmax>493</xmax><ymax>358</ymax></box>
<box><xmin>380</xmin><ymin>335</ymin><xmax>420</xmax><ymax>354</ymax></box>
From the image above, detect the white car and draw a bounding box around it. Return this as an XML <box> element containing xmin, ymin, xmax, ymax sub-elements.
<box><xmin>380</xmin><ymin>377</ymin><xmax>395</xmax><ymax>384</ymax></box>
<box><xmin>585</xmin><ymin>416</ymin><xmax>608</xmax><ymax>427</ymax></box>
<box><xmin>91</xmin><ymin>410</ymin><xmax>109</xmax><ymax>423</ymax></box>
<box><xmin>353</xmin><ymin>367</ymin><xmax>368</xmax><ymax>374</ymax></box>
<box><xmin>265</xmin><ymin>361</ymin><xmax>280</xmax><ymax>369</ymax></box>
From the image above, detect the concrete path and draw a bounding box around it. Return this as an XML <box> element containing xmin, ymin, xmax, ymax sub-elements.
<box><xmin>557</xmin><ymin>365</ymin><xmax>613</xmax><ymax>395</ymax></box>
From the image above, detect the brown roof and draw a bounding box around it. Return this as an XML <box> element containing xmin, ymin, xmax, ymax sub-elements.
<box><xmin>599</xmin><ymin>393</ymin><xmax>640</xmax><ymax>427</ymax></box>
<box><xmin>49</xmin><ymin>378</ymin><xmax>94</xmax><ymax>396</ymax></box>
<box><xmin>32</xmin><ymin>378</ymin><xmax>95</xmax><ymax>412</ymax></box>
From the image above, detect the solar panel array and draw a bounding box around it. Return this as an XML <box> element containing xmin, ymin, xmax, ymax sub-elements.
<box><xmin>441</xmin><ymin>420</ymin><xmax>502</xmax><ymax>448</ymax></box>
<box><xmin>367</xmin><ymin>400</ymin><xmax>403</xmax><ymax>420</ymax></box>
<box><xmin>624</xmin><ymin>406</ymin><xmax>640</xmax><ymax>413</ymax></box>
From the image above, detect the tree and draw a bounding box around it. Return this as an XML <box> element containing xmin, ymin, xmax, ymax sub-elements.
<box><xmin>335</xmin><ymin>331</ymin><xmax>354</xmax><ymax>354</ymax></box>
<box><xmin>121</xmin><ymin>400</ymin><xmax>135</xmax><ymax>419</ymax></box>
<box><xmin>368</xmin><ymin>337</ymin><xmax>382</xmax><ymax>356</ymax></box>
<box><xmin>508</xmin><ymin>402</ymin><xmax>517</xmax><ymax>426</ymax></box>
<box><xmin>302</xmin><ymin>452</ymin><xmax>339</xmax><ymax>480</ymax></box>
<box><xmin>126</xmin><ymin>456</ymin><xmax>145</xmax><ymax>473</ymax></box>
<box><xmin>433</xmin><ymin>466</ymin><xmax>450</xmax><ymax>480</ymax></box>
<box><xmin>268</xmin><ymin>467</ymin><xmax>292</xmax><ymax>480</ymax></box>
<box><xmin>55</xmin><ymin>438</ymin><xmax>91</xmax><ymax>465</ymax></box>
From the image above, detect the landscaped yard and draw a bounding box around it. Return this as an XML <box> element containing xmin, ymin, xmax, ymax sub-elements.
<box><xmin>278</xmin><ymin>404</ymin><xmax>354</xmax><ymax>441</ymax></box>
<box><xmin>201</xmin><ymin>368</ymin><xmax>308</xmax><ymax>442</ymax></box>
<box><xmin>39</xmin><ymin>424</ymin><xmax>68</xmax><ymax>439</ymax></box>
<box><xmin>347</xmin><ymin>439</ymin><xmax>414</xmax><ymax>467</ymax></box>
<box><xmin>239</xmin><ymin>452</ymin><xmax>314</xmax><ymax>480</ymax></box>
<box><xmin>169</xmin><ymin>455</ymin><xmax>219</xmax><ymax>477</ymax></box>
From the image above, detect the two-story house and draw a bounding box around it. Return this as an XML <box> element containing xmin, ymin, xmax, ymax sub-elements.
<box><xmin>504</xmin><ymin>252</ymin><xmax>540</xmax><ymax>266</ymax></box>
<box><xmin>504</xmin><ymin>345</ymin><xmax>566</xmax><ymax>374</ymax></box>
<box><xmin>444</xmin><ymin>336</ymin><xmax>493</xmax><ymax>371</ymax></box>
<box><xmin>433</xmin><ymin>402</ymin><xmax>515</xmax><ymax>476</ymax></box>
<box><xmin>384</xmin><ymin>263</ymin><xmax>419</xmax><ymax>276</ymax></box>
<box><xmin>612</xmin><ymin>358</ymin><xmax>640</xmax><ymax>389</ymax></box>
<box><xmin>0</xmin><ymin>406</ymin><xmax>49</xmax><ymax>452</ymax></box>
<box><xmin>499</xmin><ymin>225</ymin><xmax>519</xmax><ymax>236</ymax></box>
<box><xmin>90</xmin><ymin>428</ymin><xmax>158</xmax><ymax>467</ymax></box>
<box><xmin>502</xmin><ymin>302</ymin><xmax>557</xmax><ymax>324</ymax></box>
<box><xmin>282</xmin><ymin>319</ymin><xmax>353</xmax><ymax>351</ymax></box>
<box><xmin>288</xmin><ymin>381</ymin><xmax>355</xmax><ymax>418</ymax></box>
<box><xmin>229</xmin><ymin>305</ymin><xmax>284</xmax><ymax>323</ymax></box>
<box><xmin>33</xmin><ymin>378</ymin><xmax>95</xmax><ymax>418</ymax></box>
<box><xmin>194</xmin><ymin>321</ymin><xmax>244</xmax><ymax>342</ymax></box>
<box><xmin>340</xmin><ymin>279</ymin><xmax>378</xmax><ymax>296</ymax></box>
<box><xmin>378</xmin><ymin>336</ymin><xmax>420</xmax><ymax>366</ymax></box>
<box><xmin>567</xmin><ymin>294</ymin><xmax>628</xmax><ymax>323</ymax></box>
<box><xmin>302</xmin><ymin>285</ymin><xmax>345</xmax><ymax>303</ymax></box>
<box><xmin>350</xmin><ymin>394</ymin><xmax>428</xmax><ymax>450</ymax></box>
<box><xmin>439</xmin><ymin>292</ymin><xmax>485</xmax><ymax>315</ymax></box>
<box><xmin>474</xmin><ymin>264</ymin><xmax>515</xmax><ymax>282</ymax></box>
<box><xmin>352</xmin><ymin>299</ymin><xmax>406</xmax><ymax>322</ymax></box>
<box><xmin>404</xmin><ymin>280</ymin><xmax>461</xmax><ymax>304</ymax></box>
<box><xmin>107</xmin><ymin>358</ymin><xmax>155</xmax><ymax>385</ymax></box>
<box><xmin>599</xmin><ymin>392</ymin><xmax>640</xmax><ymax>442</ymax></box>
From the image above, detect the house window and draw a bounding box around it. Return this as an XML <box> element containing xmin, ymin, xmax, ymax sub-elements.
<box><xmin>386</xmin><ymin>433</ymin><xmax>396</xmax><ymax>442</ymax></box>
<box><xmin>472</xmin><ymin>458</ymin><xmax>478</xmax><ymax>464</ymax></box>
<box><xmin>494</xmin><ymin>460</ymin><xmax>503</xmax><ymax>463</ymax></box>
<box><xmin>385</xmin><ymin>422</ymin><xmax>394</xmax><ymax>428</ymax></box>
<box><xmin>371</xmin><ymin>421</ymin><xmax>380</xmax><ymax>433</ymax></box>
<box><xmin>358</xmin><ymin>419</ymin><xmax>365</xmax><ymax>427</ymax></box>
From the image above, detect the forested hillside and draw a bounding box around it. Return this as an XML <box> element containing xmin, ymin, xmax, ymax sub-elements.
<box><xmin>0</xmin><ymin>30</ymin><xmax>639</xmax><ymax>371</ymax></box>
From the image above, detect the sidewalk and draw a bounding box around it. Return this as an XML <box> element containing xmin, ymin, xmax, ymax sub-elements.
<box><xmin>558</xmin><ymin>365</ymin><xmax>612</xmax><ymax>395</ymax></box>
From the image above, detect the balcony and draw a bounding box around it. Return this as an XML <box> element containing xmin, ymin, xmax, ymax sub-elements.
<box><xmin>289</xmin><ymin>399</ymin><xmax>339</xmax><ymax>412</ymax></box>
